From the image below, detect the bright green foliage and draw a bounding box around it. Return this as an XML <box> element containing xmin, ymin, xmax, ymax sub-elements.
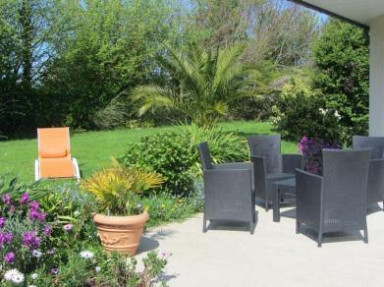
<box><xmin>121</xmin><ymin>131</ymin><xmax>195</xmax><ymax>196</ymax></box>
<box><xmin>41</xmin><ymin>0</ymin><xmax>174</xmax><ymax>130</ymax></box>
<box><xmin>132</xmin><ymin>43</ymin><xmax>255</xmax><ymax>127</ymax></box>
<box><xmin>182</xmin><ymin>124</ymin><xmax>249</xmax><ymax>175</ymax></box>
<box><xmin>142</xmin><ymin>192</ymin><xmax>203</xmax><ymax>228</ymax></box>
<box><xmin>271</xmin><ymin>87</ymin><xmax>342</xmax><ymax>143</ymax></box>
<box><xmin>120</xmin><ymin>124</ymin><xmax>249</xmax><ymax>196</ymax></box>
<box><xmin>312</xmin><ymin>19</ymin><xmax>369</xmax><ymax>143</ymax></box>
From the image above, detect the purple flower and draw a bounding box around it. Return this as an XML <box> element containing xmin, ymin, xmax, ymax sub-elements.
<box><xmin>4</xmin><ymin>252</ymin><xmax>15</xmax><ymax>264</ymax></box>
<box><xmin>22</xmin><ymin>231</ymin><xmax>41</xmax><ymax>250</ymax></box>
<box><xmin>19</xmin><ymin>193</ymin><xmax>29</xmax><ymax>204</ymax></box>
<box><xmin>50</xmin><ymin>267</ymin><xmax>59</xmax><ymax>275</ymax></box>
<box><xmin>29</xmin><ymin>209</ymin><xmax>47</xmax><ymax>221</ymax></box>
<box><xmin>63</xmin><ymin>224</ymin><xmax>73</xmax><ymax>231</ymax></box>
<box><xmin>29</xmin><ymin>201</ymin><xmax>40</xmax><ymax>210</ymax></box>
<box><xmin>2</xmin><ymin>193</ymin><xmax>11</xmax><ymax>205</ymax></box>
<box><xmin>0</xmin><ymin>217</ymin><xmax>5</xmax><ymax>228</ymax></box>
<box><xmin>0</xmin><ymin>231</ymin><xmax>13</xmax><ymax>246</ymax></box>
<box><xmin>43</xmin><ymin>225</ymin><xmax>52</xmax><ymax>236</ymax></box>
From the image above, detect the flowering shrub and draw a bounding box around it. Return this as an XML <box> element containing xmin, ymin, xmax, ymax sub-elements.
<box><xmin>0</xmin><ymin>189</ymin><xmax>170</xmax><ymax>286</ymax></box>
<box><xmin>298</xmin><ymin>136</ymin><xmax>342</xmax><ymax>175</ymax></box>
<box><xmin>0</xmin><ymin>192</ymin><xmax>54</xmax><ymax>285</ymax></box>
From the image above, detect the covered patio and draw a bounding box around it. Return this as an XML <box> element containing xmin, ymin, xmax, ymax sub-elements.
<box><xmin>136</xmin><ymin>2</ymin><xmax>384</xmax><ymax>286</ymax></box>
<box><xmin>138</xmin><ymin>208</ymin><xmax>384</xmax><ymax>286</ymax></box>
<box><xmin>290</xmin><ymin>0</ymin><xmax>384</xmax><ymax>136</ymax></box>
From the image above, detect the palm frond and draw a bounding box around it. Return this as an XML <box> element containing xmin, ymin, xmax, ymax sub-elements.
<box><xmin>131</xmin><ymin>85</ymin><xmax>176</xmax><ymax>116</ymax></box>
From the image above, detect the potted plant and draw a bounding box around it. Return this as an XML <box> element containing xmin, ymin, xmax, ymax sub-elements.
<box><xmin>81</xmin><ymin>159</ymin><xmax>163</xmax><ymax>255</ymax></box>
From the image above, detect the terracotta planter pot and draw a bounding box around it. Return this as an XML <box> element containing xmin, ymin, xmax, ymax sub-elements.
<box><xmin>93</xmin><ymin>211</ymin><xmax>149</xmax><ymax>256</ymax></box>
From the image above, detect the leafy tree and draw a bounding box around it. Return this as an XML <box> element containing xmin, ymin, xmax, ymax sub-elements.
<box><xmin>131</xmin><ymin>43</ymin><xmax>255</xmax><ymax>127</ymax></box>
<box><xmin>40</xmin><ymin>0</ymin><xmax>175</xmax><ymax>129</ymax></box>
<box><xmin>0</xmin><ymin>0</ymin><xmax>55</xmax><ymax>135</ymax></box>
<box><xmin>312</xmin><ymin>19</ymin><xmax>369</xmax><ymax>143</ymax></box>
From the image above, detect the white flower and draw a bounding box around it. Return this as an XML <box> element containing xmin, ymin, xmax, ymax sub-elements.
<box><xmin>73</xmin><ymin>210</ymin><xmax>80</xmax><ymax>217</ymax></box>
<box><xmin>4</xmin><ymin>269</ymin><xmax>25</xmax><ymax>284</ymax></box>
<box><xmin>319</xmin><ymin>108</ymin><xmax>327</xmax><ymax>115</ymax></box>
<box><xmin>80</xmin><ymin>250</ymin><xmax>94</xmax><ymax>259</ymax></box>
<box><xmin>31</xmin><ymin>249</ymin><xmax>42</xmax><ymax>258</ymax></box>
<box><xmin>31</xmin><ymin>273</ymin><xmax>38</xmax><ymax>280</ymax></box>
<box><xmin>334</xmin><ymin>110</ymin><xmax>341</xmax><ymax>120</ymax></box>
<box><xmin>28</xmin><ymin>285</ymin><xmax>37</xmax><ymax>287</ymax></box>
<box><xmin>95</xmin><ymin>266</ymin><xmax>101</xmax><ymax>273</ymax></box>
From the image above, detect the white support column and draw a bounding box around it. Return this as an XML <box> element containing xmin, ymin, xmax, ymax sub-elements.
<box><xmin>369</xmin><ymin>15</ymin><xmax>384</xmax><ymax>136</ymax></box>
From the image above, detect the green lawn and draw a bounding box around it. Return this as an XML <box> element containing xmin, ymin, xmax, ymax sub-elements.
<box><xmin>0</xmin><ymin>121</ymin><xmax>298</xmax><ymax>183</ymax></box>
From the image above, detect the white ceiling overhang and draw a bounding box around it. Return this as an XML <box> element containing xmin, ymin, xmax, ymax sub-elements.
<box><xmin>289</xmin><ymin>0</ymin><xmax>384</xmax><ymax>28</ymax></box>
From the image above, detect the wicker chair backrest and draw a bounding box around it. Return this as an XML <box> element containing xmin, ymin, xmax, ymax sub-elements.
<box><xmin>198</xmin><ymin>142</ymin><xmax>213</xmax><ymax>170</ymax></box>
<box><xmin>248</xmin><ymin>135</ymin><xmax>282</xmax><ymax>173</ymax></box>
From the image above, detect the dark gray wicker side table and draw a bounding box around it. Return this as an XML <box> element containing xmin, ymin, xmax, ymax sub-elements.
<box><xmin>273</xmin><ymin>178</ymin><xmax>296</xmax><ymax>222</ymax></box>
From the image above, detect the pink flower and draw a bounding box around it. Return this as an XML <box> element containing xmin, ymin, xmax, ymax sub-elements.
<box><xmin>19</xmin><ymin>193</ymin><xmax>29</xmax><ymax>204</ymax></box>
<box><xmin>22</xmin><ymin>231</ymin><xmax>41</xmax><ymax>250</ymax></box>
<box><xmin>43</xmin><ymin>225</ymin><xmax>52</xmax><ymax>236</ymax></box>
<box><xmin>0</xmin><ymin>232</ymin><xmax>13</xmax><ymax>246</ymax></box>
<box><xmin>4</xmin><ymin>252</ymin><xmax>15</xmax><ymax>264</ymax></box>
<box><xmin>50</xmin><ymin>267</ymin><xmax>59</xmax><ymax>275</ymax></box>
<box><xmin>29</xmin><ymin>201</ymin><xmax>40</xmax><ymax>210</ymax></box>
<box><xmin>2</xmin><ymin>193</ymin><xmax>11</xmax><ymax>205</ymax></box>
<box><xmin>63</xmin><ymin>224</ymin><xmax>73</xmax><ymax>231</ymax></box>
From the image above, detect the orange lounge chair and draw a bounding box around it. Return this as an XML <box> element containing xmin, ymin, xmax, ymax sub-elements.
<box><xmin>35</xmin><ymin>127</ymin><xmax>80</xmax><ymax>181</ymax></box>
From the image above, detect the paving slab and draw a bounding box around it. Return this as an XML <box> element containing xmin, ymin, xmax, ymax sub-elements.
<box><xmin>137</xmin><ymin>205</ymin><xmax>384</xmax><ymax>287</ymax></box>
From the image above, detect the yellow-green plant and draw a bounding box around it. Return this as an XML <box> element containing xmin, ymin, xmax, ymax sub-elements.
<box><xmin>81</xmin><ymin>160</ymin><xmax>163</xmax><ymax>215</ymax></box>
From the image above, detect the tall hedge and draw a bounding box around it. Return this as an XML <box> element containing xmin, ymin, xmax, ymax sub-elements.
<box><xmin>312</xmin><ymin>19</ymin><xmax>369</xmax><ymax>143</ymax></box>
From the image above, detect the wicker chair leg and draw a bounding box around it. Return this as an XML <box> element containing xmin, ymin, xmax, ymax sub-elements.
<box><xmin>203</xmin><ymin>216</ymin><xmax>208</xmax><ymax>233</ymax></box>
<box><xmin>250</xmin><ymin>221</ymin><xmax>254</xmax><ymax>235</ymax></box>
<box><xmin>265</xmin><ymin>201</ymin><xmax>269</xmax><ymax>212</ymax></box>
<box><xmin>317</xmin><ymin>233</ymin><xmax>323</xmax><ymax>248</ymax></box>
<box><xmin>296</xmin><ymin>221</ymin><xmax>300</xmax><ymax>234</ymax></box>
<box><xmin>382</xmin><ymin>201</ymin><xmax>384</xmax><ymax>212</ymax></box>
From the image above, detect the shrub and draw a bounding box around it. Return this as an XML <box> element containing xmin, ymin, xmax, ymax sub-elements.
<box><xmin>181</xmin><ymin>124</ymin><xmax>248</xmax><ymax>176</ymax></box>
<box><xmin>0</xmin><ymin>175</ymin><xmax>171</xmax><ymax>286</ymax></box>
<box><xmin>270</xmin><ymin>81</ymin><xmax>343</xmax><ymax>143</ymax></box>
<box><xmin>143</xmin><ymin>191</ymin><xmax>203</xmax><ymax>228</ymax></box>
<box><xmin>92</xmin><ymin>96</ymin><xmax>131</xmax><ymax>130</ymax></box>
<box><xmin>121</xmin><ymin>131</ymin><xmax>195</xmax><ymax>196</ymax></box>
<box><xmin>0</xmin><ymin>192</ymin><xmax>54</xmax><ymax>279</ymax></box>
<box><xmin>121</xmin><ymin>125</ymin><xmax>248</xmax><ymax>196</ymax></box>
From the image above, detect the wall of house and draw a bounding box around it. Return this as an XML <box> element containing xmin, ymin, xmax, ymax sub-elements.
<box><xmin>369</xmin><ymin>15</ymin><xmax>384</xmax><ymax>136</ymax></box>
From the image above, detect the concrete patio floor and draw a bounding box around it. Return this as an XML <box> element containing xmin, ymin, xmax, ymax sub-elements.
<box><xmin>137</xmin><ymin>205</ymin><xmax>384</xmax><ymax>287</ymax></box>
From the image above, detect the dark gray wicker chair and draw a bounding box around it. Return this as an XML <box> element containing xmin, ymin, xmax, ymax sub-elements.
<box><xmin>248</xmin><ymin>135</ymin><xmax>303</xmax><ymax>211</ymax></box>
<box><xmin>198</xmin><ymin>142</ymin><xmax>256</xmax><ymax>234</ymax></box>
<box><xmin>352</xmin><ymin>135</ymin><xmax>384</xmax><ymax>209</ymax></box>
<box><xmin>296</xmin><ymin>149</ymin><xmax>371</xmax><ymax>247</ymax></box>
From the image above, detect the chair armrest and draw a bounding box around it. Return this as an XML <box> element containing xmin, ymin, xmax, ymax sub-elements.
<box><xmin>250</xmin><ymin>156</ymin><xmax>267</xmax><ymax>198</ymax></box>
<box><xmin>282</xmin><ymin>154</ymin><xmax>303</xmax><ymax>173</ymax></box>
<box><xmin>213</xmin><ymin>162</ymin><xmax>252</xmax><ymax>170</ymax></box>
<box><xmin>367</xmin><ymin>158</ymin><xmax>384</xmax><ymax>203</ymax></box>
<box><xmin>295</xmin><ymin>168</ymin><xmax>323</xmax><ymax>230</ymax></box>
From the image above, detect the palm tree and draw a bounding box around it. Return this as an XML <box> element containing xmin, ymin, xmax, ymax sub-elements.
<box><xmin>131</xmin><ymin>43</ymin><xmax>255</xmax><ymax>127</ymax></box>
